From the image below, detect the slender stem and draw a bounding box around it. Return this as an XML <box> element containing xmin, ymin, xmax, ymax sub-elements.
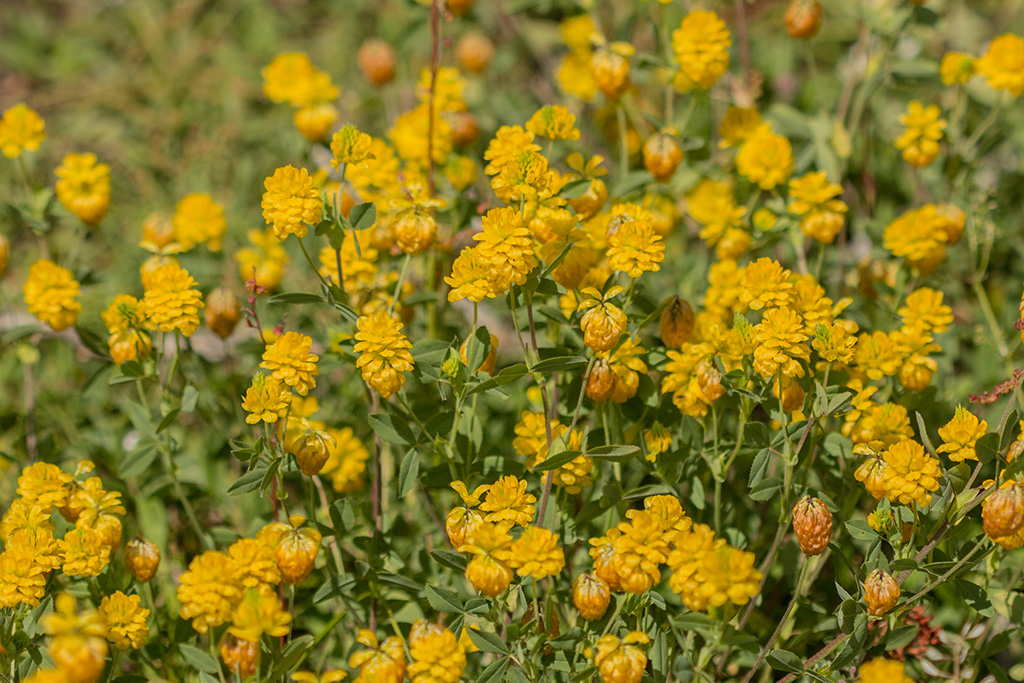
<box><xmin>740</xmin><ymin>559</ymin><xmax>812</xmax><ymax>683</ymax></box>
<box><xmin>388</xmin><ymin>254</ymin><xmax>412</xmax><ymax>316</ymax></box>
<box><xmin>616</xmin><ymin>104</ymin><xmax>630</xmax><ymax>181</ymax></box>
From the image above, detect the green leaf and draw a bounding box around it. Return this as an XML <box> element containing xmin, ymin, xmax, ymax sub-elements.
<box><xmin>748</xmin><ymin>448</ymin><xmax>771</xmax><ymax>488</ymax></box>
<box><xmin>268</xmin><ymin>292</ymin><xmax>326</xmax><ymax>305</ymax></box>
<box><xmin>532</xmin><ymin>356</ymin><xmax>588</xmax><ymax>374</ymax></box>
<box><xmin>313</xmin><ymin>575</ymin><xmax>356</xmax><ymax>604</ymax></box>
<box><xmin>397</xmin><ymin>449</ymin><xmax>420</xmax><ymax>498</ymax></box>
<box><xmin>431</xmin><ymin>549</ymin><xmax>468</xmax><ymax>572</ymax></box>
<box><xmin>120</xmin><ymin>441</ymin><xmax>159</xmax><ymax>479</ymax></box>
<box><xmin>156</xmin><ymin>409</ymin><xmax>180</xmax><ymax>433</ymax></box>
<box><xmin>268</xmin><ymin>635</ymin><xmax>315</xmax><ymax>679</ymax></box>
<box><xmin>765</xmin><ymin>649</ymin><xmax>803</xmax><ymax>674</ymax></box>
<box><xmin>744</xmin><ymin>421</ymin><xmax>770</xmax><ymax>448</ymax></box>
<box><xmin>915</xmin><ymin>411</ymin><xmax>939</xmax><ymax>457</ymax></box>
<box><xmin>587</xmin><ymin>444</ymin><xmax>640</xmax><ymax>462</ymax></box>
<box><xmin>368</xmin><ymin>413</ymin><xmax>416</xmax><ymax>446</ymax></box>
<box><xmin>330</xmin><ymin>500</ymin><xmax>356</xmax><ymax>534</ymax></box>
<box><xmin>465</xmin><ymin>326</ymin><xmax>491</xmax><ymax>373</ymax></box>
<box><xmin>976</xmin><ymin>432</ymin><xmax>1000</xmax><ymax>465</ymax></box>
<box><xmin>227</xmin><ymin>466</ymin><xmax>267</xmax><ymax>496</ymax></box>
<box><xmin>178</xmin><ymin>644</ymin><xmax>219</xmax><ymax>674</ymax></box>
<box><xmin>467</xmin><ymin>628</ymin><xmax>510</xmax><ymax>655</ymax></box>
<box><xmin>333</xmin><ymin>301</ymin><xmax>359</xmax><ymax>324</ymax></box>
<box><xmin>425</xmin><ymin>585</ymin><xmax>463</xmax><ymax>613</ymax></box>
<box><xmin>120</xmin><ymin>399</ymin><xmax>155</xmax><ymax>438</ymax></box>
<box><xmin>558</xmin><ymin>178</ymin><xmax>591</xmax><ymax>200</ymax></box>
<box><xmin>350</xmin><ymin>202</ymin><xmax>377</xmax><ymax>230</ymax></box>
<box><xmin>845</xmin><ymin>519</ymin><xmax>875</xmax><ymax>541</ymax></box>
<box><xmin>477</xmin><ymin>657</ymin><xmax>511</xmax><ymax>683</ymax></box>
<box><xmin>181</xmin><ymin>385</ymin><xmax>199</xmax><ymax>413</ymax></box>
<box><xmin>749</xmin><ymin>476</ymin><xmax>783</xmax><ymax>502</ymax></box>
<box><xmin>467</xmin><ymin>363</ymin><xmax>530</xmax><ymax>395</ymax></box>
<box><xmin>532</xmin><ymin>449</ymin><xmax>582</xmax><ymax>472</ymax></box>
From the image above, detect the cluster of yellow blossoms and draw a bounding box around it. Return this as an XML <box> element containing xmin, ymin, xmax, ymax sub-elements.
<box><xmin>1</xmin><ymin>463</ymin><xmax>149</xmax><ymax>683</ymax></box>
<box><xmin>583</xmin><ymin>495</ymin><xmax>761</xmax><ymax>613</ymax></box>
<box><xmin>175</xmin><ymin>515</ymin><xmax>319</xmax><ymax>674</ymax></box>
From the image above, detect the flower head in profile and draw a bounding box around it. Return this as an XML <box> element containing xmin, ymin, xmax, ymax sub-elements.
<box><xmin>261</xmin><ymin>331</ymin><xmax>319</xmax><ymax>396</ymax></box>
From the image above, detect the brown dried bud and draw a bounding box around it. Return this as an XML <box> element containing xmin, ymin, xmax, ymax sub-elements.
<box><xmin>124</xmin><ymin>537</ymin><xmax>161</xmax><ymax>583</ymax></box>
<box><xmin>784</xmin><ymin>0</ymin><xmax>822</xmax><ymax>40</ymax></box>
<box><xmin>568</xmin><ymin>178</ymin><xmax>608</xmax><ymax>219</ymax></box>
<box><xmin>863</xmin><ymin>569</ymin><xmax>900</xmax><ymax>617</ymax></box>
<box><xmin>696</xmin><ymin>357</ymin><xmax>725</xmax><ymax>403</ymax></box>
<box><xmin>660</xmin><ymin>296</ymin><xmax>695</xmax><ymax>348</ymax></box>
<box><xmin>205</xmin><ymin>288</ymin><xmax>241</xmax><ymax>339</ymax></box>
<box><xmin>586</xmin><ymin>360</ymin><xmax>616</xmax><ymax>404</ymax></box>
<box><xmin>455</xmin><ymin>31</ymin><xmax>494</xmax><ymax>73</ymax></box>
<box><xmin>219</xmin><ymin>633</ymin><xmax>258</xmax><ymax>679</ymax></box>
<box><xmin>792</xmin><ymin>496</ymin><xmax>832</xmax><ymax>556</ymax></box>
<box><xmin>591</xmin><ymin>49</ymin><xmax>631</xmax><ymax>101</ymax></box>
<box><xmin>275</xmin><ymin>515</ymin><xmax>322</xmax><ymax>585</ymax></box>
<box><xmin>449</xmin><ymin>111</ymin><xmax>480</xmax><ymax>148</ymax></box>
<box><xmin>447</xmin><ymin>0</ymin><xmax>474</xmax><ymax>16</ymax></box>
<box><xmin>642</xmin><ymin>133</ymin><xmax>684</xmax><ymax>183</ymax></box>
<box><xmin>982</xmin><ymin>483</ymin><xmax>1024</xmax><ymax>540</ymax></box>
<box><xmin>291</xmin><ymin>429</ymin><xmax>334</xmax><ymax>477</ymax></box>
<box><xmin>573</xmin><ymin>573</ymin><xmax>611</xmax><ymax>621</ymax></box>
<box><xmin>357</xmin><ymin>39</ymin><xmax>396</xmax><ymax>87</ymax></box>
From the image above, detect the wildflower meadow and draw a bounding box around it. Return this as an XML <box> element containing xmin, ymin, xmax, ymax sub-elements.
<box><xmin>2</xmin><ymin>0</ymin><xmax>1024</xmax><ymax>681</ymax></box>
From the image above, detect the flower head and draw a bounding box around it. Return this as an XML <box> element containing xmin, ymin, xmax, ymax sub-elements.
<box><xmin>736</xmin><ymin>125</ymin><xmax>793</xmax><ymax>190</ymax></box>
<box><xmin>331</xmin><ymin>124</ymin><xmax>374</xmax><ymax>167</ymax></box>
<box><xmin>261</xmin><ymin>331</ymin><xmax>319</xmax><ymax>396</ymax></box>
<box><xmin>937</xmin><ymin>405</ymin><xmax>987</xmax><ymax>462</ymax></box>
<box><xmin>354</xmin><ymin>311</ymin><xmax>414</xmax><ymax>399</ymax></box>
<box><xmin>408</xmin><ymin>621</ymin><xmax>466</xmax><ymax>683</ymax></box>
<box><xmin>99</xmin><ymin>591</ymin><xmax>149</xmax><ymax>650</ymax></box>
<box><xmin>262</xmin><ymin>166</ymin><xmax>322</xmax><ymax>239</ymax></box>
<box><xmin>883</xmin><ymin>440</ymin><xmax>942</xmax><ymax>507</ymax></box>
<box><xmin>977</xmin><ymin>34</ymin><xmax>1024</xmax><ymax>96</ymax></box>
<box><xmin>173</xmin><ymin>193</ymin><xmax>226</xmax><ymax>251</ymax></box>
<box><xmin>525</xmin><ymin>105</ymin><xmax>580</xmax><ymax>141</ymax></box>
<box><xmin>895</xmin><ymin>101</ymin><xmax>945</xmax><ymax>167</ymax></box>
<box><xmin>141</xmin><ymin>263</ymin><xmax>204</xmax><ymax>337</ymax></box>
<box><xmin>55</xmin><ymin>153</ymin><xmax>111</xmax><ymax>226</ymax></box>
<box><xmin>0</xmin><ymin>103</ymin><xmax>45</xmax><ymax>158</ymax></box>
<box><xmin>509</xmin><ymin>526</ymin><xmax>565</xmax><ymax>579</ymax></box>
<box><xmin>23</xmin><ymin>260</ymin><xmax>82</xmax><ymax>332</ymax></box>
<box><xmin>672</xmin><ymin>11</ymin><xmax>731</xmax><ymax>90</ymax></box>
